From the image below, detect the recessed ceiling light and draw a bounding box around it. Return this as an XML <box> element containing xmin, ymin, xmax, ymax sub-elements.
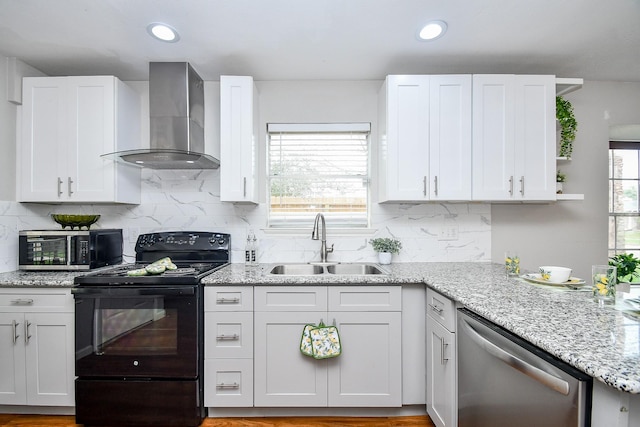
<box><xmin>147</xmin><ymin>23</ymin><xmax>180</xmax><ymax>43</ymax></box>
<box><xmin>418</xmin><ymin>20</ymin><xmax>447</xmax><ymax>41</ymax></box>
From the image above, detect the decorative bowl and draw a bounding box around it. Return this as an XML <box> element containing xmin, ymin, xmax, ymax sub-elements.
<box><xmin>51</xmin><ymin>214</ymin><xmax>101</xmax><ymax>230</ymax></box>
<box><xmin>539</xmin><ymin>266</ymin><xmax>572</xmax><ymax>283</ymax></box>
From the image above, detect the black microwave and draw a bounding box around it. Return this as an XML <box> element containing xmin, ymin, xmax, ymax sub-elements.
<box><xmin>19</xmin><ymin>229</ymin><xmax>123</xmax><ymax>271</ymax></box>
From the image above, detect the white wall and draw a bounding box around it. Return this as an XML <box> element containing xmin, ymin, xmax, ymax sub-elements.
<box><xmin>492</xmin><ymin>81</ymin><xmax>640</xmax><ymax>280</ymax></box>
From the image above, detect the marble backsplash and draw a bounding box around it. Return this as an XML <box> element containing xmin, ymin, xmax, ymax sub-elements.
<box><xmin>0</xmin><ymin>169</ymin><xmax>491</xmax><ymax>272</ymax></box>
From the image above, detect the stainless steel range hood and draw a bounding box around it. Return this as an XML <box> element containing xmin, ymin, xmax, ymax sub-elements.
<box><xmin>104</xmin><ymin>62</ymin><xmax>219</xmax><ymax>169</ymax></box>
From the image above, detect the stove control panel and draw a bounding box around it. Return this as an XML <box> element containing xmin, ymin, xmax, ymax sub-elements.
<box><xmin>135</xmin><ymin>231</ymin><xmax>230</xmax><ymax>252</ymax></box>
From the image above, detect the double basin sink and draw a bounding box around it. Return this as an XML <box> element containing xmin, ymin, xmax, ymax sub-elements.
<box><xmin>269</xmin><ymin>263</ymin><xmax>387</xmax><ymax>276</ymax></box>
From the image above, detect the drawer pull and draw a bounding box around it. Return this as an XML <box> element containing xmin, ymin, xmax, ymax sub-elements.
<box><xmin>216</xmin><ymin>382</ymin><xmax>240</xmax><ymax>389</ymax></box>
<box><xmin>11</xmin><ymin>298</ymin><xmax>34</xmax><ymax>305</ymax></box>
<box><xmin>12</xmin><ymin>320</ymin><xmax>19</xmax><ymax>344</ymax></box>
<box><xmin>440</xmin><ymin>336</ymin><xmax>449</xmax><ymax>364</ymax></box>
<box><xmin>216</xmin><ymin>297</ymin><xmax>240</xmax><ymax>304</ymax></box>
<box><xmin>428</xmin><ymin>303</ymin><xmax>443</xmax><ymax>314</ymax></box>
<box><xmin>216</xmin><ymin>333</ymin><xmax>239</xmax><ymax>340</ymax></box>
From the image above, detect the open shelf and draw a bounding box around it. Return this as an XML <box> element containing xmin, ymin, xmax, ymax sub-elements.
<box><xmin>556</xmin><ymin>78</ymin><xmax>583</xmax><ymax>96</ymax></box>
<box><xmin>556</xmin><ymin>194</ymin><xmax>584</xmax><ymax>201</ymax></box>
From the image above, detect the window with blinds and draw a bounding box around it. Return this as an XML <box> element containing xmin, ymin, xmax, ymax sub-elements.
<box><xmin>267</xmin><ymin>123</ymin><xmax>370</xmax><ymax>228</ymax></box>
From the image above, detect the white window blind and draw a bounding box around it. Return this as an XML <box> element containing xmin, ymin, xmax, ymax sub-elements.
<box><xmin>267</xmin><ymin>123</ymin><xmax>370</xmax><ymax>228</ymax></box>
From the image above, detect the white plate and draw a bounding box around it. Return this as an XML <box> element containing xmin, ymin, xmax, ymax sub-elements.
<box><xmin>521</xmin><ymin>273</ymin><xmax>586</xmax><ymax>287</ymax></box>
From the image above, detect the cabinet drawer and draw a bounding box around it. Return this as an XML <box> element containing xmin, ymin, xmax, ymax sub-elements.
<box><xmin>426</xmin><ymin>288</ymin><xmax>456</xmax><ymax>332</ymax></box>
<box><xmin>254</xmin><ymin>286</ymin><xmax>327</xmax><ymax>311</ymax></box>
<box><xmin>328</xmin><ymin>286</ymin><xmax>401</xmax><ymax>311</ymax></box>
<box><xmin>204</xmin><ymin>359</ymin><xmax>253</xmax><ymax>407</ymax></box>
<box><xmin>0</xmin><ymin>289</ymin><xmax>73</xmax><ymax>312</ymax></box>
<box><xmin>205</xmin><ymin>287</ymin><xmax>253</xmax><ymax>311</ymax></box>
<box><xmin>205</xmin><ymin>312</ymin><xmax>253</xmax><ymax>359</ymax></box>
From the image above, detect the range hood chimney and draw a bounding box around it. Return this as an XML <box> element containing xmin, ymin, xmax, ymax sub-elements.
<box><xmin>104</xmin><ymin>62</ymin><xmax>219</xmax><ymax>169</ymax></box>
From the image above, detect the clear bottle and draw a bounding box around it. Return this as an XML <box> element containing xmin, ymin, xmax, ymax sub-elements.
<box><xmin>245</xmin><ymin>229</ymin><xmax>258</xmax><ymax>268</ymax></box>
<box><xmin>250</xmin><ymin>232</ymin><xmax>258</xmax><ymax>266</ymax></box>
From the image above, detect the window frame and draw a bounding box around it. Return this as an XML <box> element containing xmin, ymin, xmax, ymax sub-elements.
<box><xmin>608</xmin><ymin>140</ymin><xmax>640</xmax><ymax>257</ymax></box>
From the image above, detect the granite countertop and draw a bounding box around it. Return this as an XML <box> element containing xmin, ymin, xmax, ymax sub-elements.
<box><xmin>204</xmin><ymin>262</ymin><xmax>640</xmax><ymax>395</ymax></box>
<box><xmin>3</xmin><ymin>262</ymin><xmax>640</xmax><ymax>394</ymax></box>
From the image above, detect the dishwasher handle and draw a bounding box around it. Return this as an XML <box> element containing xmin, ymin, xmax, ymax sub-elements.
<box><xmin>460</xmin><ymin>316</ymin><xmax>570</xmax><ymax>396</ymax></box>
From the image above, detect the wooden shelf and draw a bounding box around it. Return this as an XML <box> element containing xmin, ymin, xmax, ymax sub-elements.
<box><xmin>556</xmin><ymin>156</ymin><xmax>571</xmax><ymax>161</ymax></box>
<box><xmin>556</xmin><ymin>78</ymin><xmax>583</xmax><ymax>96</ymax></box>
<box><xmin>556</xmin><ymin>194</ymin><xmax>584</xmax><ymax>201</ymax></box>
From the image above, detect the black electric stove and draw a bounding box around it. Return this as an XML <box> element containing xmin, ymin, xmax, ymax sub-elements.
<box><xmin>72</xmin><ymin>231</ymin><xmax>230</xmax><ymax>427</ymax></box>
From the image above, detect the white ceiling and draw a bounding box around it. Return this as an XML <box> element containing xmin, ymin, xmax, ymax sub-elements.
<box><xmin>0</xmin><ymin>0</ymin><xmax>639</xmax><ymax>82</ymax></box>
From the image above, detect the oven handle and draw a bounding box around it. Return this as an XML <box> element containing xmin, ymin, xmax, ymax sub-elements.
<box><xmin>71</xmin><ymin>287</ymin><xmax>196</xmax><ymax>296</ymax></box>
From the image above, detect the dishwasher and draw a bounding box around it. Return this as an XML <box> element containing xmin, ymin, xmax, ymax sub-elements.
<box><xmin>457</xmin><ymin>308</ymin><xmax>592</xmax><ymax>427</ymax></box>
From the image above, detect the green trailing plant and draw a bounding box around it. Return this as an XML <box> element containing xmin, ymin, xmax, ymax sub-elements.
<box><xmin>609</xmin><ymin>253</ymin><xmax>640</xmax><ymax>283</ymax></box>
<box><xmin>369</xmin><ymin>238</ymin><xmax>402</xmax><ymax>255</ymax></box>
<box><xmin>556</xmin><ymin>170</ymin><xmax>566</xmax><ymax>183</ymax></box>
<box><xmin>556</xmin><ymin>96</ymin><xmax>577</xmax><ymax>158</ymax></box>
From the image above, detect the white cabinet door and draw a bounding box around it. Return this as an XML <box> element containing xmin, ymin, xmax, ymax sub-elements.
<box><xmin>18</xmin><ymin>77</ymin><xmax>68</xmax><ymax>202</ymax></box>
<box><xmin>254</xmin><ymin>311</ymin><xmax>328</xmax><ymax>407</ymax></box>
<box><xmin>220</xmin><ymin>75</ymin><xmax>259</xmax><ymax>203</ymax></box>
<box><xmin>18</xmin><ymin>76</ymin><xmax>141</xmax><ymax>204</ymax></box>
<box><xmin>327</xmin><ymin>311</ymin><xmax>402</xmax><ymax>407</ymax></box>
<box><xmin>379</xmin><ymin>75</ymin><xmax>430</xmax><ymax>202</ymax></box>
<box><xmin>24</xmin><ymin>312</ymin><xmax>75</xmax><ymax>406</ymax></box>
<box><xmin>426</xmin><ymin>315</ymin><xmax>456</xmax><ymax>427</ymax></box>
<box><xmin>0</xmin><ymin>313</ymin><xmax>27</xmax><ymax>405</ymax></box>
<box><xmin>429</xmin><ymin>75</ymin><xmax>472</xmax><ymax>200</ymax></box>
<box><xmin>472</xmin><ymin>74</ymin><xmax>555</xmax><ymax>201</ymax></box>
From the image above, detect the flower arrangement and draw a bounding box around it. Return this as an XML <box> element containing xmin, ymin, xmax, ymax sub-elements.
<box><xmin>369</xmin><ymin>237</ymin><xmax>402</xmax><ymax>254</ymax></box>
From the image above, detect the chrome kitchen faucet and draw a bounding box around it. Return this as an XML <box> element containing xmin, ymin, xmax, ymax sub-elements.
<box><xmin>311</xmin><ymin>213</ymin><xmax>334</xmax><ymax>264</ymax></box>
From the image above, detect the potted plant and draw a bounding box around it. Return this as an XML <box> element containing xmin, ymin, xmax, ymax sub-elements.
<box><xmin>369</xmin><ymin>237</ymin><xmax>402</xmax><ymax>265</ymax></box>
<box><xmin>556</xmin><ymin>96</ymin><xmax>577</xmax><ymax>158</ymax></box>
<box><xmin>609</xmin><ymin>253</ymin><xmax>640</xmax><ymax>285</ymax></box>
<box><xmin>556</xmin><ymin>170</ymin><xmax>566</xmax><ymax>194</ymax></box>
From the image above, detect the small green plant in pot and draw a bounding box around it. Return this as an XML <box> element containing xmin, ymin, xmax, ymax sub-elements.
<box><xmin>556</xmin><ymin>170</ymin><xmax>566</xmax><ymax>194</ymax></box>
<box><xmin>609</xmin><ymin>253</ymin><xmax>640</xmax><ymax>284</ymax></box>
<box><xmin>370</xmin><ymin>238</ymin><xmax>402</xmax><ymax>265</ymax></box>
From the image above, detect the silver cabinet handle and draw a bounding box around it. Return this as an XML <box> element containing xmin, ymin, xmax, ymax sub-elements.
<box><xmin>440</xmin><ymin>336</ymin><xmax>449</xmax><ymax>364</ymax></box>
<box><xmin>216</xmin><ymin>333</ymin><xmax>239</xmax><ymax>340</ymax></box>
<box><xmin>243</xmin><ymin>177</ymin><xmax>247</xmax><ymax>197</ymax></box>
<box><xmin>25</xmin><ymin>321</ymin><xmax>32</xmax><ymax>344</ymax></box>
<box><xmin>519</xmin><ymin>176</ymin><xmax>524</xmax><ymax>196</ymax></box>
<box><xmin>216</xmin><ymin>297</ymin><xmax>240</xmax><ymax>304</ymax></box>
<box><xmin>68</xmin><ymin>177</ymin><xmax>74</xmax><ymax>196</ymax></box>
<box><xmin>508</xmin><ymin>176</ymin><xmax>514</xmax><ymax>196</ymax></box>
<box><xmin>428</xmin><ymin>303</ymin><xmax>443</xmax><ymax>314</ymax></box>
<box><xmin>12</xmin><ymin>320</ymin><xmax>19</xmax><ymax>344</ymax></box>
<box><xmin>434</xmin><ymin>176</ymin><xmax>438</xmax><ymax>196</ymax></box>
<box><xmin>461</xmin><ymin>318</ymin><xmax>570</xmax><ymax>396</ymax></box>
<box><xmin>11</xmin><ymin>298</ymin><xmax>34</xmax><ymax>305</ymax></box>
<box><xmin>423</xmin><ymin>176</ymin><xmax>427</xmax><ymax>196</ymax></box>
<box><xmin>216</xmin><ymin>382</ymin><xmax>239</xmax><ymax>389</ymax></box>
<box><xmin>57</xmin><ymin>177</ymin><xmax>63</xmax><ymax>197</ymax></box>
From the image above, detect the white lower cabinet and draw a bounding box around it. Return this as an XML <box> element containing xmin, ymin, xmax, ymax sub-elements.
<box><xmin>253</xmin><ymin>286</ymin><xmax>402</xmax><ymax>408</ymax></box>
<box><xmin>0</xmin><ymin>288</ymin><xmax>74</xmax><ymax>406</ymax></box>
<box><xmin>426</xmin><ymin>288</ymin><xmax>457</xmax><ymax>427</ymax></box>
<box><xmin>204</xmin><ymin>287</ymin><xmax>254</xmax><ymax>407</ymax></box>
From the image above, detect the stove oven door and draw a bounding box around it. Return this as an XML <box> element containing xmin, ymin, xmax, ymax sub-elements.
<box><xmin>72</xmin><ymin>285</ymin><xmax>200</xmax><ymax>378</ymax></box>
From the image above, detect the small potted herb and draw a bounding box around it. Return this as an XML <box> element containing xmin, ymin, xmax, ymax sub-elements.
<box><xmin>556</xmin><ymin>170</ymin><xmax>566</xmax><ymax>194</ymax></box>
<box><xmin>370</xmin><ymin>238</ymin><xmax>402</xmax><ymax>265</ymax></box>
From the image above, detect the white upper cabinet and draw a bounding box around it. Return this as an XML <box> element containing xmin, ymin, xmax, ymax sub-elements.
<box><xmin>18</xmin><ymin>76</ymin><xmax>141</xmax><ymax>204</ymax></box>
<box><xmin>472</xmin><ymin>74</ymin><xmax>555</xmax><ymax>201</ymax></box>
<box><xmin>378</xmin><ymin>75</ymin><xmax>472</xmax><ymax>202</ymax></box>
<box><xmin>220</xmin><ymin>76</ymin><xmax>259</xmax><ymax>203</ymax></box>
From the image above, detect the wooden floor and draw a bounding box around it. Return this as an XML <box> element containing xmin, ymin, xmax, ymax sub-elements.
<box><xmin>0</xmin><ymin>414</ymin><xmax>435</xmax><ymax>427</ymax></box>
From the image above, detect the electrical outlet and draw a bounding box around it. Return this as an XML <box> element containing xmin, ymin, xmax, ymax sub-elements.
<box><xmin>438</xmin><ymin>225</ymin><xmax>459</xmax><ymax>241</ymax></box>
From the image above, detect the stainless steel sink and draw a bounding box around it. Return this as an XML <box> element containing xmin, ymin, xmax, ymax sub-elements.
<box><xmin>269</xmin><ymin>264</ymin><xmax>324</xmax><ymax>275</ymax></box>
<box><xmin>268</xmin><ymin>263</ymin><xmax>387</xmax><ymax>276</ymax></box>
<box><xmin>326</xmin><ymin>263</ymin><xmax>386</xmax><ymax>275</ymax></box>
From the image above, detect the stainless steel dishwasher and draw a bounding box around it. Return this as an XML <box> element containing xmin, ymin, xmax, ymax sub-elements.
<box><xmin>457</xmin><ymin>308</ymin><xmax>592</xmax><ymax>427</ymax></box>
